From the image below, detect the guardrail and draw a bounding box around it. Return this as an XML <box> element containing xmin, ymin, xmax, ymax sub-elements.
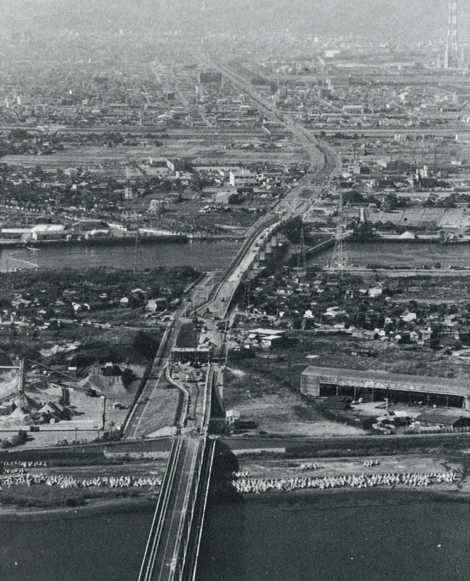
<box><xmin>189</xmin><ymin>439</ymin><xmax>216</xmax><ymax>581</ymax></box>
<box><xmin>196</xmin><ymin>216</ymin><xmax>281</xmax><ymax>319</ymax></box>
<box><xmin>199</xmin><ymin>366</ymin><xmax>214</xmax><ymax>434</ymax></box>
<box><xmin>138</xmin><ymin>438</ymin><xmax>183</xmax><ymax>581</ymax></box>
<box><xmin>171</xmin><ymin>439</ymin><xmax>206</xmax><ymax>581</ymax></box>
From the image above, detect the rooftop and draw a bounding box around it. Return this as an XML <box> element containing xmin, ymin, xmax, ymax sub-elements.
<box><xmin>302</xmin><ymin>365</ymin><xmax>470</xmax><ymax>398</ymax></box>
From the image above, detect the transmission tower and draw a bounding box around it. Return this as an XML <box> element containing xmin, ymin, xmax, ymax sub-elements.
<box><xmin>297</xmin><ymin>219</ymin><xmax>306</xmax><ymax>273</ymax></box>
<box><xmin>328</xmin><ymin>192</ymin><xmax>349</xmax><ymax>278</ymax></box>
<box><xmin>445</xmin><ymin>0</ymin><xmax>459</xmax><ymax>69</ymax></box>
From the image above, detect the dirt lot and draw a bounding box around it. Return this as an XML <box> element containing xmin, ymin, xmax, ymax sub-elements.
<box><xmin>224</xmin><ymin>329</ymin><xmax>470</xmax><ymax>437</ymax></box>
<box><xmin>224</xmin><ymin>363</ymin><xmax>364</xmax><ymax>437</ymax></box>
<box><xmin>236</xmin><ymin>454</ymin><xmax>462</xmax><ymax>483</ymax></box>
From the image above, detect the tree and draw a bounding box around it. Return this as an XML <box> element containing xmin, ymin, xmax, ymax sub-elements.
<box><xmin>122</xmin><ymin>367</ymin><xmax>137</xmax><ymax>388</ymax></box>
<box><xmin>133</xmin><ymin>331</ymin><xmax>160</xmax><ymax>360</ymax></box>
<box><xmin>430</xmin><ymin>326</ymin><xmax>441</xmax><ymax>350</ymax></box>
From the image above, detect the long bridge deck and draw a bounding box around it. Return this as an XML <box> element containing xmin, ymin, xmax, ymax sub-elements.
<box><xmin>135</xmin><ymin>59</ymin><xmax>338</xmax><ymax>581</ymax></box>
<box><xmin>138</xmin><ymin>437</ymin><xmax>215</xmax><ymax>581</ymax></box>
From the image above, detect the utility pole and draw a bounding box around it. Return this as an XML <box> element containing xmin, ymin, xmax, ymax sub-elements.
<box><xmin>329</xmin><ymin>192</ymin><xmax>349</xmax><ymax>279</ymax></box>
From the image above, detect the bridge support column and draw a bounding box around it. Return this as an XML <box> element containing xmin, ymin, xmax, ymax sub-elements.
<box><xmin>464</xmin><ymin>396</ymin><xmax>470</xmax><ymax>411</ymax></box>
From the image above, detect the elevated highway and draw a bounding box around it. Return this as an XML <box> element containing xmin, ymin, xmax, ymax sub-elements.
<box><xmin>196</xmin><ymin>61</ymin><xmax>340</xmax><ymax>319</ymax></box>
<box><xmin>137</xmin><ymin>365</ymin><xmax>217</xmax><ymax>581</ymax></box>
<box><xmin>138</xmin><ymin>436</ymin><xmax>215</xmax><ymax>581</ymax></box>
<box><xmin>136</xmin><ymin>61</ymin><xmax>341</xmax><ymax>581</ymax></box>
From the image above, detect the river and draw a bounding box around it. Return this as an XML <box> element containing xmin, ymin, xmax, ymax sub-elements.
<box><xmin>312</xmin><ymin>241</ymin><xmax>470</xmax><ymax>269</ymax></box>
<box><xmin>0</xmin><ymin>493</ymin><xmax>468</xmax><ymax>580</ymax></box>
<box><xmin>0</xmin><ymin>240</ymin><xmax>241</xmax><ymax>273</ymax></box>
<box><xmin>0</xmin><ymin>507</ymin><xmax>153</xmax><ymax>581</ymax></box>
<box><xmin>2</xmin><ymin>240</ymin><xmax>470</xmax><ymax>275</ymax></box>
<box><xmin>197</xmin><ymin>492</ymin><xmax>470</xmax><ymax>581</ymax></box>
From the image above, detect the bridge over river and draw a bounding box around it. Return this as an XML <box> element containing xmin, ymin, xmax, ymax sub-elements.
<box><xmin>130</xmin><ymin>61</ymin><xmax>340</xmax><ymax>580</ymax></box>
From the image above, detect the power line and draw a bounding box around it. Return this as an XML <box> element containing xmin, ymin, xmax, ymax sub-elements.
<box><xmin>328</xmin><ymin>191</ymin><xmax>349</xmax><ymax>279</ymax></box>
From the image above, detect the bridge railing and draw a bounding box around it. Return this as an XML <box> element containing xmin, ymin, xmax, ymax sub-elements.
<box><xmin>172</xmin><ymin>439</ymin><xmax>207</xmax><ymax>581</ymax></box>
<box><xmin>138</xmin><ymin>438</ymin><xmax>182</xmax><ymax>581</ymax></box>
<box><xmin>189</xmin><ymin>438</ymin><xmax>216</xmax><ymax>581</ymax></box>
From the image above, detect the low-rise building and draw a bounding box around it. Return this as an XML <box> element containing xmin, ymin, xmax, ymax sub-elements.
<box><xmin>301</xmin><ymin>366</ymin><xmax>470</xmax><ymax>410</ymax></box>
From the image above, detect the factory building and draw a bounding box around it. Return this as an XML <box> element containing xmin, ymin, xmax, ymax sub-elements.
<box><xmin>229</xmin><ymin>169</ymin><xmax>257</xmax><ymax>190</ymax></box>
<box><xmin>301</xmin><ymin>366</ymin><xmax>470</xmax><ymax>410</ymax></box>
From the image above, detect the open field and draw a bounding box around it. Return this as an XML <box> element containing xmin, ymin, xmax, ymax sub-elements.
<box><xmin>224</xmin><ymin>362</ymin><xmax>365</xmax><ymax>437</ymax></box>
<box><xmin>235</xmin><ymin>454</ymin><xmax>462</xmax><ymax>485</ymax></box>
<box><xmin>2</xmin><ymin>140</ymin><xmax>306</xmax><ymax>173</ymax></box>
<box><xmin>224</xmin><ymin>328</ymin><xmax>470</xmax><ymax>438</ymax></box>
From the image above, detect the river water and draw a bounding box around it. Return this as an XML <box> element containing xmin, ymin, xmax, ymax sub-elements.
<box><xmin>0</xmin><ymin>507</ymin><xmax>153</xmax><ymax>581</ymax></box>
<box><xmin>2</xmin><ymin>240</ymin><xmax>470</xmax><ymax>274</ymax></box>
<box><xmin>0</xmin><ymin>493</ymin><xmax>468</xmax><ymax>580</ymax></box>
<box><xmin>197</xmin><ymin>493</ymin><xmax>470</xmax><ymax>581</ymax></box>
<box><xmin>0</xmin><ymin>240</ymin><xmax>241</xmax><ymax>273</ymax></box>
<box><xmin>313</xmin><ymin>241</ymin><xmax>470</xmax><ymax>269</ymax></box>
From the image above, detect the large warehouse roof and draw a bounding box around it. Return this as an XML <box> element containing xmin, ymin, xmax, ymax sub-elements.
<box><xmin>302</xmin><ymin>366</ymin><xmax>470</xmax><ymax>398</ymax></box>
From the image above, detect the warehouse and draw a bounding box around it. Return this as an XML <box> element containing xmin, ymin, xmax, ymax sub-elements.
<box><xmin>301</xmin><ymin>366</ymin><xmax>470</xmax><ymax>410</ymax></box>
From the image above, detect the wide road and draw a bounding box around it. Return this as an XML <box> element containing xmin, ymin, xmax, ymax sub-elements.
<box><xmin>150</xmin><ymin>438</ymin><xmax>200</xmax><ymax>581</ymax></box>
<box><xmin>201</xmin><ymin>61</ymin><xmax>341</xmax><ymax>319</ymax></box>
<box><xmin>138</xmin><ymin>437</ymin><xmax>205</xmax><ymax>581</ymax></box>
<box><xmin>124</xmin><ymin>275</ymin><xmax>216</xmax><ymax>439</ymax></box>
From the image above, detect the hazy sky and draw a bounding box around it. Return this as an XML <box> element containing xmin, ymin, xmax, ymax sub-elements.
<box><xmin>1</xmin><ymin>1</ymin><xmax>468</xmax><ymax>42</ymax></box>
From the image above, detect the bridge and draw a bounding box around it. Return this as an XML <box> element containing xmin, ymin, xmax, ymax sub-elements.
<box><xmin>137</xmin><ymin>364</ymin><xmax>217</xmax><ymax>581</ymax></box>
<box><xmin>134</xmin><ymin>61</ymin><xmax>340</xmax><ymax>580</ymax></box>
<box><xmin>138</xmin><ymin>436</ymin><xmax>215</xmax><ymax>581</ymax></box>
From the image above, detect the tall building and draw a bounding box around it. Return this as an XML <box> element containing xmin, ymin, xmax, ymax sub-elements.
<box><xmin>444</xmin><ymin>0</ymin><xmax>459</xmax><ymax>69</ymax></box>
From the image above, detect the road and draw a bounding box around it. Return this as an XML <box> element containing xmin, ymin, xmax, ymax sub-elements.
<box><xmin>147</xmin><ymin>437</ymin><xmax>201</xmax><ymax>581</ymax></box>
<box><xmin>197</xmin><ymin>61</ymin><xmax>341</xmax><ymax>319</ymax></box>
<box><xmin>123</xmin><ymin>319</ymin><xmax>176</xmax><ymax>439</ymax></box>
<box><xmin>124</xmin><ymin>274</ymin><xmax>215</xmax><ymax>439</ymax></box>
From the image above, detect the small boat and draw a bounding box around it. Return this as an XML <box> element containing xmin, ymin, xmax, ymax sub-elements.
<box><xmin>25</xmin><ymin>245</ymin><xmax>40</xmax><ymax>253</ymax></box>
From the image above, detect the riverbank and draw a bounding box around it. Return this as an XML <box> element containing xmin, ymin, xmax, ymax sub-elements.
<box><xmin>215</xmin><ymin>452</ymin><xmax>468</xmax><ymax>499</ymax></box>
<box><xmin>0</xmin><ymin>231</ymin><xmax>246</xmax><ymax>251</ymax></box>
<box><xmin>0</xmin><ymin>494</ymin><xmax>156</xmax><ymax>522</ymax></box>
<box><xmin>211</xmin><ymin>484</ymin><xmax>470</xmax><ymax>505</ymax></box>
<box><xmin>2</xmin><ymin>472</ymin><xmax>468</xmax><ymax>524</ymax></box>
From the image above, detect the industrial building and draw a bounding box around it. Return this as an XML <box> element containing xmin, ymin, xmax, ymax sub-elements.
<box><xmin>301</xmin><ymin>366</ymin><xmax>470</xmax><ymax>410</ymax></box>
<box><xmin>229</xmin><ymin>169</ymin><xmax>257</xmax><ymax>190</ymax></box>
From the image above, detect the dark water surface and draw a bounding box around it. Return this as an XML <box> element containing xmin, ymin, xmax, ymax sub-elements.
<box><xmin>0</xmin><ymin>508</ymin><xmax>153</xmax><ymax>581</ymax></box>
<box><xmin>0</xmin><ymin>240</ymin><xmax>241</xmax><ymax>272</ymax></box>
<box><xmin>0</xmin><ymin>493</ymin><xmax>468</xmax><ymax>580</ymax></box>
<box><xmin>2</xmin><ymin>240</ymin><xmax>469</xmax><ymax>274</ymax></box>
<box><xmin>314</xmin><ymin>241</ymin><xmax>470</xmax><ymax>268</ymax></box>
<box><xmin>197</xmin><ymin>492</ymin><xmax>470</xmax><ymax>581</ymax></box>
